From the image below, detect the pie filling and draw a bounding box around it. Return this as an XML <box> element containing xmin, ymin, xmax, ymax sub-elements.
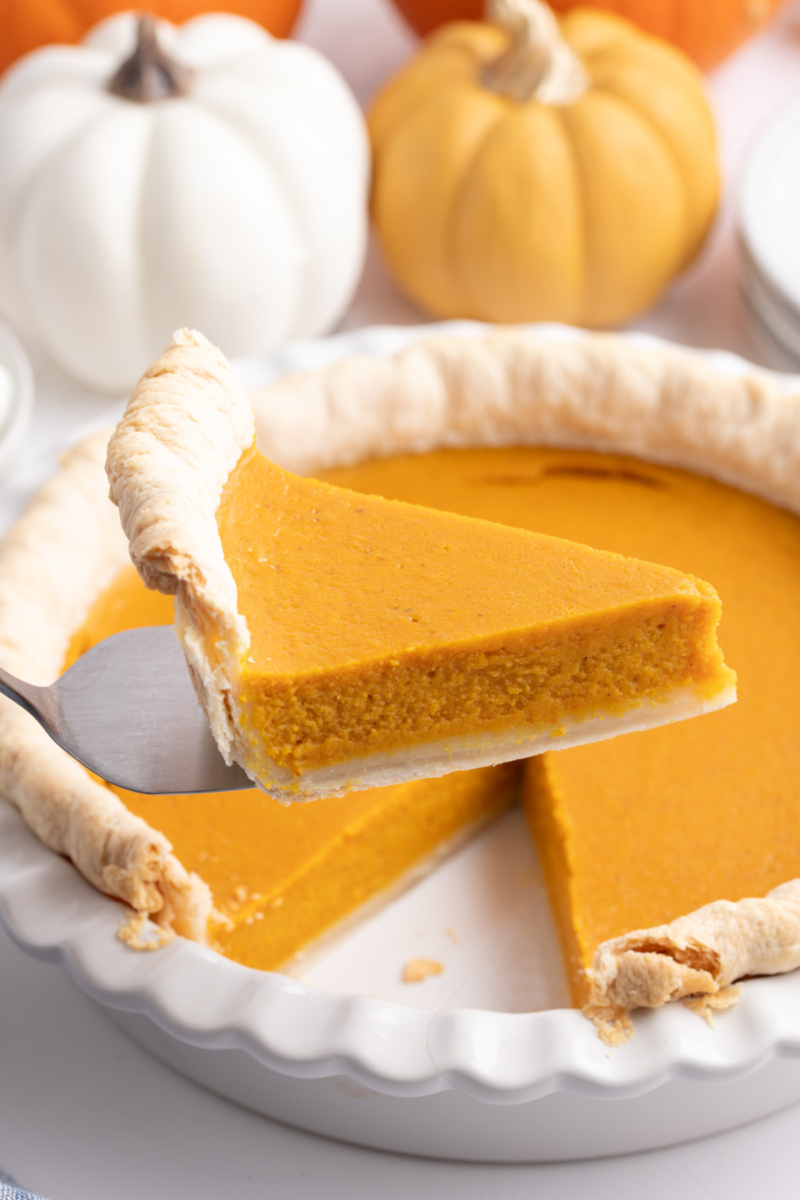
<box><xmin>116</xmin><ymin>765</ymin><xmax>518</xmax><ymax>971</ymax></box>
<box><xmin>217</xmin><ymin>445</ymin><xmax>733</xmax><ymax>783</ymax></box>
<box><xmin>66</xmin><ymin>444</ymin><xmax>784</xmax><ymax>996</ymax></box>
<box><xmin>323</xmin><ymin>445</ymin><xmax>800</xmax><ymax>1005</ymax></box>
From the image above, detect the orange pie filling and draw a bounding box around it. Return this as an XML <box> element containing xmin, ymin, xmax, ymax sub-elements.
<box><xmin>217</xmin><ymin>445</ymin><xmax>733</xmax><ymax>784</ymax></box>
<box><xmin>323</xmin><ymin>446</ymin><xmax>800</xmax><ymax>1007</ymax></box>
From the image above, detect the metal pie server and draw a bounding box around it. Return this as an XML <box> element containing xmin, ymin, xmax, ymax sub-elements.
<box><xmin>0</xmin><ymin>625</ymin><xmax>251</xmax><ymax>794</ymax></box>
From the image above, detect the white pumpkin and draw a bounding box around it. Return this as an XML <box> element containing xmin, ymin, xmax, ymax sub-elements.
<box><xmin>0</xmin><ymin>13</ymin><xmax>369</xmax><ymax>392</ymax></box>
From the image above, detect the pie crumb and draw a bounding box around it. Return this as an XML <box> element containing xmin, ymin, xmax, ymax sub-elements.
<box><xmin>587</xmin><ymin>1008</ymin><xmax>634</xmax><ymax>1047</ymax></box>
<box><xmin>118</xmin><ymin>911</ymin><xmax>176</xmax><ymax>952</ymax></box>
<box><xmin>402</xmin><ymin>957</ymin><xmax>445</xmax><ymax>983</ymax></box>
<box><xmin>685</xmin><ymin>984</ymin><xmax>742</xmax><ymax>1027</ymax></box>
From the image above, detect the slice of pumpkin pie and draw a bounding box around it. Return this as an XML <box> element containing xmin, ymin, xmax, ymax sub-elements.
<box><xmin>106</xmin><ymin>330</ymin><xmax>735</xmax><ymax>801</ymax></box>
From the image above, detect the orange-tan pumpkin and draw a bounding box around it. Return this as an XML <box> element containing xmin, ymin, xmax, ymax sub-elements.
<box><xmin>389</xmin><ymin>0</ymin><xmax>784</xmax><ymax>70</ymax></box>
<box><xmin>369</xmin><ymin>0</ymin><xmax>719</xmax><ymax>328</ymax></box>
<box><xmin>0</xmin><ymin>0</ymin><xmax>304</xmax><ymax>77</ymax></box>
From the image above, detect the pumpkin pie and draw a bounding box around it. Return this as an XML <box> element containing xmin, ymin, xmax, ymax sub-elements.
<box><xmin>105</xmin><ymin>330</ymin><xmax>734</xmax><ymax>802</ymax></box>
<box><xmin>2</xmin><ymin>326</ymin><xmax>799</xmax><ymax>1001</ymax></box>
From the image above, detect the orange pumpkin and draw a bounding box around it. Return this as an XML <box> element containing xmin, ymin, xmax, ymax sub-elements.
<box><xmin>390</xmin><ymin>0</ymin><xmax>785</xmax><ymax>69</ymax></box>
<box><xmin>0</xmin><ymin>0</ymin><xmax>304</xmax><ymax>76</ymax></box>
<box><xmin>370</xmin><ymin>0</ymin><xmax>720</xmax><ymax>328</ymax></box>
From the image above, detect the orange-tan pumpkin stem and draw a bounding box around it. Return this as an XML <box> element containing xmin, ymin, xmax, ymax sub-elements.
<box><xmin>107</xmin><ymin>14</ymin><xmax>193</xmax><ymax>103</ymax></box>
<box><xmin>482</xmin><ymin>0</ymin><xmax>588</xmax><ymax>105</ymax></box>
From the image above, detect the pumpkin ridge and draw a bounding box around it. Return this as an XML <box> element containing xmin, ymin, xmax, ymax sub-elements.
<box><xmin>583</xmin><ymin>50</ymin><xmax>716</xmax><ymax>269</ymax></box>
<box><xmin>552</xmin><ymin>102</ymin><xmax>589</xmax><ymax>328</ymax></box>
<box><xmin>546</xmin><ymin>101</ymin><xmax>592</xmax><ymax>328</ymax></box>
<box><xmin>446</xmin><ymin>101</ymin><xmax>520</xmax><ymax>319</ymax></box>
<box><xmin>374</xmin><ymin>83</ymin><xmax>506</xmax><ymax>317</ymax></box>
<box><xmin>189</xmin><ymin>93</ymin><xmax>310</xmax><ymax>326</ymax></box>
<box><xmin>582</xmin><ymin>36</ymin><xmax>711</xmax><ymax>93</ymax></box>
<box><xmin>0</xmin><ymin>84</ymin><xmax>102</xmax><ymax>333</ymax></box>
<box><xmin>561</xmin><ymin>90</ymin><xmax>689</xmax><ymax>325</ymax></box>
<box><xmin>558</xmin><ymin>9</ymin><xmax>638</xmax><ymax>60</ymax></box>
<box><xmin>370</xmin><ymin>72</ymin><xmax>480</xmax><ymax>158</ymax></box>
<box><xmin>581</xmin><ymin>76</ymin><xmax>692</xmax><ymax>267</ymax></box>
<box><xmin>15</xmin><ymin>98</ymin><xmax>142</xmax><ymax>343</ymax></box>
<box><xmin>425</xmin><ymin>21</ymin><xmax>508</xmax><ymax>64</ymax></box>
<box><xmin>369</xmin><ymin>33</ymin><xmax>494</xmax><ymax>151</ymax></box>
<box><xmin>136</xmin><ymin>110</ymin><xmax>161</xmax><ymax>353</ymax></box>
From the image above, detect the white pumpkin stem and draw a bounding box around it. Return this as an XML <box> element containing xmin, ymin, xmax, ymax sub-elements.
<box><xmin>482</xmin><ymin>0</ymin><xmax>589</xmax><ymax>105</ymax></box>
<box><xmin>108</xmin><ymin>15</ymin><xmax>193</xmax><ymax>103</ymax></box>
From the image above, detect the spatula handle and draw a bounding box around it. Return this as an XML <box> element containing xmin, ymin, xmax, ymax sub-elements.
<box><xmin>0</xmin><ymin>664</ymin><xmax>58</xmax><ymax>730</ymax></box>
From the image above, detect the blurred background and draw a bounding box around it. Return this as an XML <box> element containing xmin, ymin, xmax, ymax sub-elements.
<box><xmin>0</xmin><ymin>0</ymin><xmax>796</xmax><ymax>449</ymax></box>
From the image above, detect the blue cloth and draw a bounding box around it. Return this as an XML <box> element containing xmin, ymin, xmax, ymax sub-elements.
<box><xmin>0</xmin><ymin>1183</ymin><xmax>49</xmax><ymax>1200</ymax></box>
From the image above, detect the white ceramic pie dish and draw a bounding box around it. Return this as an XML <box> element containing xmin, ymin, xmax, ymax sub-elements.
<box><xmin>4</xmin><ymin>322</ymin><xmax>800</xmax><ymax>1162</ymax></box>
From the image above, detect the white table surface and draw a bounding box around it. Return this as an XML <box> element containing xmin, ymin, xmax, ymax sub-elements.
<box><xmin>3</xmin><ymin>1</ymin><xmax>800</xmax><ymax>1195</ymax></box>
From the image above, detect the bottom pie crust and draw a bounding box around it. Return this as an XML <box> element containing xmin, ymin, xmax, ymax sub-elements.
<box><xmin>241</xmin><ymin>683</ymin><xmax>736</xmax><ymax>802</ymax></box>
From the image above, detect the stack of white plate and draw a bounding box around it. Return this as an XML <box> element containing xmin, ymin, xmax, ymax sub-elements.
<box><xmin>740</xmin><ymin>94</ymin><xmax>800</xmax><ymax>370</ymax></box>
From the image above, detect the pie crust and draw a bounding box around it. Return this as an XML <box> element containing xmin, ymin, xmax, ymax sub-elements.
<box><xmin>3</xmin><ymin>325</ymin><xmax>800</xmax><ymax>1002</ymax></box>
<box><xmin>584</xmin><ymin>881</ymin><xmax>800</xmax><ymax>1044</ymax></box>
<box><xmin>0</xmin><ymin>433</ymin><xmax>211</xmax><ymax>938</ymax></box>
